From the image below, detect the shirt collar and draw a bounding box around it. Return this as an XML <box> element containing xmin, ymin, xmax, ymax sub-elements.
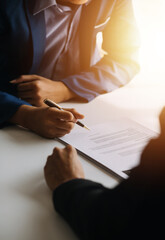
<box><xmin>86</xmin><ymin>0</ymin><xmax>91</xmax><ymax>5</ymax></box>
<box><xmin>33</xmin><ymin>0</ymin><xmax>91</xmax><ymax>15</ymax></box>
<box><xmin>33</xmin><ymin>0</ymin><xmax>56</xmax><ymax>15</ymax></box>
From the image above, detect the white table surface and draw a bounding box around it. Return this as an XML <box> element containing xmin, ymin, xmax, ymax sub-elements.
<box><xmin>1</xmin><ymin>79</ymin><xmax>165</xmax><ymax>240</ymax></box>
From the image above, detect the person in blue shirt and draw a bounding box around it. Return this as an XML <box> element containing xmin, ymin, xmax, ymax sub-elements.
<box><xmin>44</xmin><ymin>107</ymin><xmax>165</xmax><ymax>239</ymax></box>
<box><xmin>0</xmin><ymin>0</ymin><xmax>140</xmax><ymax>138</ymax></box>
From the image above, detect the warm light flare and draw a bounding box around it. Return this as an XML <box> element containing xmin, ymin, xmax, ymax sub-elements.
<box><xmin>133</xmin><ymin>0</ymin><xmax>165</xmax><ymax>84</ymax></box>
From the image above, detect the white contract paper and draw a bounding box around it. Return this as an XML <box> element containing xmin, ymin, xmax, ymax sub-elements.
<box><xmin>59</xmin><ymin>119</ymin><xmax>158</xmax><ymax>179</ymax></box>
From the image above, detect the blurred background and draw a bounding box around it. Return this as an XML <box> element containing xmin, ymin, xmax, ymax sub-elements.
<box><xmin>98</xmin><ymin>1</ymin><xmax>165</xmax><ymax>132</ymax></box>
<box><xmin>133</xmin><ymin>0</ymin><xmax>165</xmax><ymax>85</ymax></box>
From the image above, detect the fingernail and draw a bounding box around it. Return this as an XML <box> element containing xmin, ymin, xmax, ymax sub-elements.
<box><xmin>10</xmin><ymin>79</ymin><xmax>17</xmax><ymax>83</ymax></box>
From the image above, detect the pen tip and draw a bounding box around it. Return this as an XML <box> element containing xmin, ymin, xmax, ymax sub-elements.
<box><xmin>84</xmin><ymin>125</ymin><xmax>90</xmax><ymax>131</ymax></box>
<box><xmin>43</xmin><ymin>98</ymin><xmax>48</xmax><ymax>103</ymax></box>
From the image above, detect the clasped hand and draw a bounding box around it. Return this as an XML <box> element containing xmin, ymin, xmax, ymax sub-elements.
<box><xmin>44</xmin><ymin>145</ymin><xmax>85</xmax><ymax>190</ymax></box>
<box><xmin>10</xmin><ymin>74</ymin><xmax>76</xmax><ymax>106</ymax></box>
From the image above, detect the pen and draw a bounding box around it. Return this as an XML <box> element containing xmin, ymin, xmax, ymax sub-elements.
<box><xmin>123</xmin><ymin>170</ymin><xmax>131</xmax><ymax>176</ymax></box>
<box><xmin>44</xmin><ymin>98</ymin><xmax>90</xmax><ymax>131</ymax></box>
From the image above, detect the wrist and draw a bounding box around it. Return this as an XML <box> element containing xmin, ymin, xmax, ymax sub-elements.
<box><xmin>62</xmin><ymin>83</ymin><xmax>76</xmax><ymax>101</ymax></box>
<box><xmin>9</xmin><ymin>105</ymin><xmax>37</xmax><ymax>129</ymax></box>
<box><xmin>56</xmin><ymin>81</ymin><xmax>76</xmax><ymax>102</ymax></box>
<box><xmin>51</xmin><ymin>177</ymin><xmax>85</xmax><ymax>191</ymax></box>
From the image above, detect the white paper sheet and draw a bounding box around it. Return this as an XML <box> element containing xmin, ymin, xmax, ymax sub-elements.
<box><xmin>59</xmin><ymin>119</ymin><xmax>158</xmax><ymax>179</ymax></box>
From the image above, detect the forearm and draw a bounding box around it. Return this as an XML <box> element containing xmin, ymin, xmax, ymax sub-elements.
<box><xmin>9</xmin><ymin>104</ymin><xmax>36</xmax><ymax>129</ymax></box>
<box><xmin>61</xmin><ymin>0</ymin><xmax>140</xmax><ymax>102</ymax></box>
<box><xmin>53</xmin><ymin>179</ymin><xmax>107</xmax><ymax>239</ymax></box>
<box><xmin>61</xmin><ymin>55</ymin><xmax>139</xmax><ymax>102</ymax></box>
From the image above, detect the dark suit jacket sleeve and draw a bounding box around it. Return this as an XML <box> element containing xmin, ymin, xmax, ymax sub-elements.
<box><xmin>0</xmin><ymin>6</ymin><xmax>31</xmax><ymax>128</ymax></box>
<box><xmin>61</xmin><ymin>0</ymin><xmax>140</xmax><ymax>102</ymax></box>
<box><xmin>0</xmin><ymin>91</ymin><xmax>30</xmax><ymax>128</ymax></box>
<box><xmin>53</xmin><ymin>173</ymin><xmax>147</xmax><ymax>240</ymax></box>
<box><xmin>52</xmin><ymin>134</ymin><xmax>165</xmax><ymax>239</ymax></box>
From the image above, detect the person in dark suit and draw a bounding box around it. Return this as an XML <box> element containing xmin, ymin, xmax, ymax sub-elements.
<box><xmin>0</xmin><ymin>0</ymin><xmax>139</xmax><ymax>138</ymax></box>
<box><xmin>44</xmin><ymin>107</ymin><xmax>165</xmax><ymax>239</ymax></box>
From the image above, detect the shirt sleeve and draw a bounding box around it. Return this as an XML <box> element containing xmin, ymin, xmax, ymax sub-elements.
<box><xmin>61</xmin><ymin>0</ymin><xmax>140</xmax><ymax>102</ymax></box>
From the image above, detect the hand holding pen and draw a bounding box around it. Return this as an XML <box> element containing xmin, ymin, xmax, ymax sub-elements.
<box><xmin>44</xmin><ymin>99</ymin><xmax>90</xmax><ymax>130</ymax></box>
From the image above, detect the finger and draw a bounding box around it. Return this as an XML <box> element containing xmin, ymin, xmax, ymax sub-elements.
<box><xmin>159</xmin><ymin>107</ymin><xmax>165</xmax><ymax>138</ymax></box>
<box><xmin>64</xmin><ymin>108</ymin><xmax>84</xmax><ymax>120</ymax></box>
<box><xmin>48</xmin><ymin>108</ymin><xmax>75</xmax><ymax>122</ymax></box>
<box><xmin>10</xmin><ymin>75</ymin><xmax>39</xmax><ymax>84</ymax></box>
<box><xmin>52</xmin><ymin>146</ymin><xmax>61</xmax><ymax>155</ymax></box>
<box><xmin>65</xmin><ymin>144</ymin><xmax>73</xmax><ymax>150</ymax></box>
<box><xmin>65</xmin><ymin>144</ymin><xmax>77</xmax><ymax>156</ymax></box>
<box><xmin>53</xmin><ymin>128</ymin><xmax>72</xmax><ymax>138</ymax></box>
<box><xmin>45</xmin><ymin>149</ymin><xmax>60</xmax><ymax>169</ymax></box>
<box><xmin>52</xmin><ymin>147</ymin><xmax>66</xmax><ymax>159</ymax></box>
<box><xmin>44</xmin><ymin>155</ymin><xmax>52</xmax><ymax>169</ymax></box>
<box><xmin>65</xmin><ymin>144</ymin><xmax>76</xmax><ymax>152</ymax></box>
<box><xmin>17</xmin><ymin>82</ymin><xmax>34</xmax><ymax>92</ymax></box>
<box><xmin>53</xmin><ymin>119</ymin><xmax>75</xmax><ymax>131</ymax></box>
<box><xmin>18</xmin><ymin>91</ymin><xmax>34</xmax><ymax>99</ymax></box>
<box><xmin>47</xmin><ymin>148</ymin><xmax>60</xmax><ymax>162</ymax></box>
<box><xmin>46</xmin><ymin>125</ymin><xmax>73</xmax><ymax>138</ymax></box>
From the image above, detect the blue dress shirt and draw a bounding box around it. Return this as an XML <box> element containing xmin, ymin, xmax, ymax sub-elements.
<box><xmin>0</xmin><ymin>0</ymin><xmax>140</xmax><ymax>128</ymax></box>
<box><xmin>36</xmin><ymin>0</ymin><xmax>82</xmax><ymax>80</ymax></box>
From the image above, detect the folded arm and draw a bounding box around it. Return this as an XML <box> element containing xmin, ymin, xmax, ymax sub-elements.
<box><xmin>61</xmin><ymin>0</ymin><xmax>140</xmax><ymax>102</ymax></box>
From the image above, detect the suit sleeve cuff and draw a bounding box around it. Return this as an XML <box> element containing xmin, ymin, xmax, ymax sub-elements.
<box><xmin>0</xmin><ymin>91</ymin><xmax>31</xmax><ymax>128</ymax></box>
